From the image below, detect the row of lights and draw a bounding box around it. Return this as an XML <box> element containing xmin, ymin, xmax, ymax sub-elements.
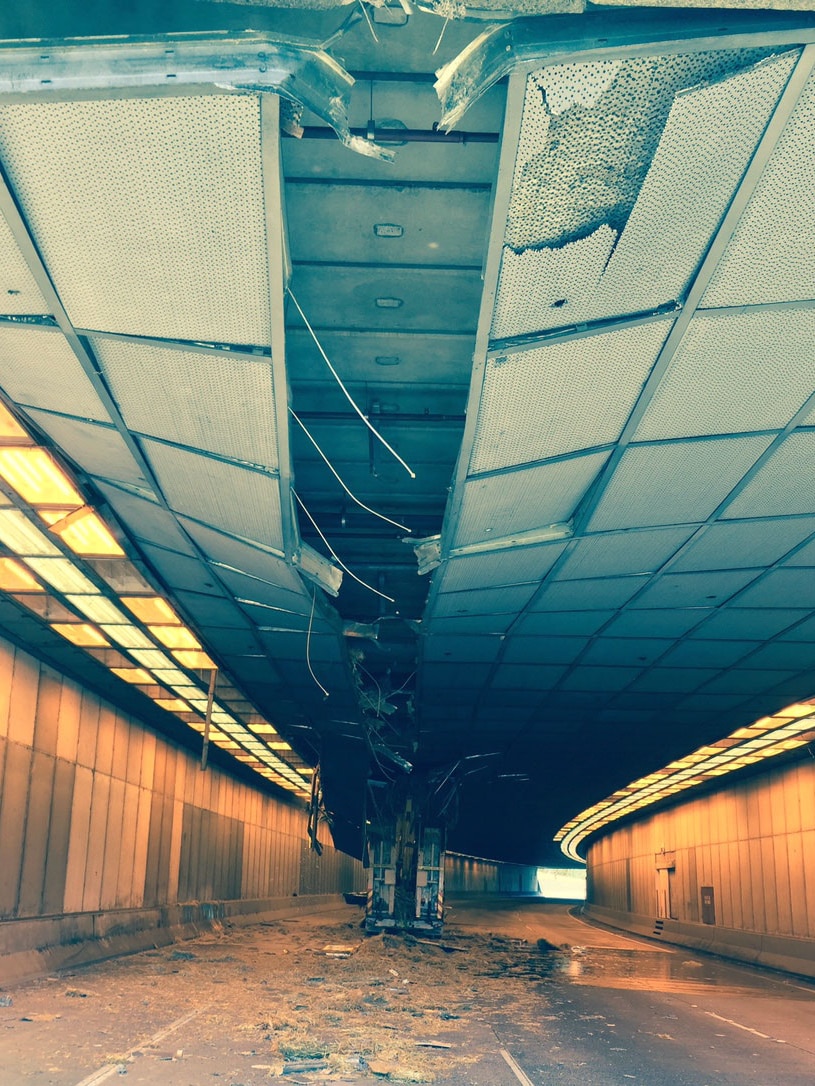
<box><xmin>555</xmin><ymin>700</ymin><xmax>815</xmax><ymax>862</ymax></box>
<box><xmin>0</xmin><ymin>400</ymin><xmax>313</xmax><ymax>797</ymax></box>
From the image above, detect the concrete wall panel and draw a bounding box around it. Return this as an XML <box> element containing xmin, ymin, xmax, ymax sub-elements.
<box><xmin>0</xmin><ymin>740</ymin><xmax>31</xmax><ymax>916</ymax></box>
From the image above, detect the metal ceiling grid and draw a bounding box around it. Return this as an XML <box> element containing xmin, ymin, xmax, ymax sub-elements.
<box><xmin>502</xmin><ymin>635</ymin><xmax>589</xmax><ymax>666</ymax></box>
<box><xmin>140</xmin><ymin>439</ymin><xmax>284</xmax><ymax>552</ymax></box>
<box><xmin>553</xmin><ymin>526</ymin><xmax>694</xmax><ymax>580</ymax></box>
<box><xmin>742</xmin><ymin>640</ymin><xmax>815</xmax><ymax>670</ymax></box>
<box><xmin>585</xmin><ymin>435</ymin><xmax>774</xmax><ymax>531</ymax></box>
<box><xmin>721</xmin><ymin>432</ymin><xmax>815</xmax><ymax>519</ymax></box>
<box><xmin>0</xmin><ymin>95</ymin><xmax>271</xmax><ymax>345</ymax></box>
<box><xmin>452</xmin><ymin>450</ymin><xmax>610</xmax><ymax>548</ymax></box>
<box><xmin>702</xmin><ymin>65</ymin><xmax>815</xmax><ymax>307</ymax></box>
<box><xmin>658</xmin><ymin>639</ymin><xmax>761</xmax><ymax>668</ymax></box>
<box><xmin>422</xmin><ymin>635</ymin><xmax>504</xmax><ymax>664</ymax></box>
<box><xmin>0</xmin><ymin>324</ymin><xmax>110</xmax><ymax>421</ymax></box>
<box><xmin>624</xmin><ymin>667</ymin><xmax>718</xmax><ymax>694</ymax></box>
<box><xmin>633</xmin><ymin>308</ymin><xmax>815</xmax><ymax>441</ymax></box>
<box><xmin>469</xmin><ymin>321</ymin><xmax>671</xmax><ymax>474</ymax></box>
<box><xmin>92</xmin><ymin>338</ymin><xmax>279</xmax><ymax>470</ymax></box>
<box><xmin>732</xmin><ymin>567</ymin><xmax>815</xmax><ymax>609</ymax></box>
<box><xmin>489</xmin><ymin>664</ymin><xmax>567</xmax><ymax>689</ymax></box>
<box><xmin>560</xmin><ymin>666</ymin><xmax>643</xmax><ymax>692</ymax></box>
<box><xmin>600</xmin><ymin>608</ymin><xmax>713</xmax><ymax>638</ymax></box>
<box><xmin>214</xmin><ymin>567</ymin><xmax>311</xmax><ymax>617</ymax></box>
<box><xmin>0</xmin><ymin>213</ymin><xmax>50</xmax><ymax>313</ymax></box>
<box><xmin>137</xmin><ymin>542</ymin><xmax>228</xmax><ymax>597</ymax></box>
<box><xmin>669</xmin><ymin>516</ymin><xmax>815</xmax><ymax>572</ymax></box>
<box><xmin>697</xmin><ymin>666</ymin><xmax>800</xmax><ymax>696</ymax></box>
<box><xmin>171</xmin><ymin>591</ymin><xmax>254</xmax><ymax>632</ymax></box>
<box><xmin>22</xmin><ymin>411</ymin><xmax>150</xmax><ymax>492</ymax></box>
<box><xmin>437</xmin><ymin>542</ymin><xmax>568</xmax><ymax>593</ymax></box>
<box><xmin>424</xmin><ymin>613</ymin><xmax>516</xmax><ymax>635</ymax></box>
<box><xmin>782</xmin><ymin>534</ymin><xmax>815</xmax><ymax>565</ymax></box>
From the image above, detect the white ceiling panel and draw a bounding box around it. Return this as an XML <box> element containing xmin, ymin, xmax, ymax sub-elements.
<box><xmin>431</xmin><ymin>583</ymin><xmax>539</xmax><ymax>618</ymax></box>
<box><xmin>172</xmin><ymin>591</ymin><xmax>253</xmax><ymax>631</ymax></box>
<box><xmin>586</xmin><ymin>435</ymin><xmax>773</xmax><ymax>531</ymax></box>
<box><xmin>0</xmin><ymin>212</ymin><xmax>50</xmax><ymax>314</ymax></box>
<box><xmin>179</xmin><ymin>519</ymin><xmax>302</xmax><ymax>595</ymax></box>
<box><xmin>0</xmin><ymin>324</ymin><xmax>108</xmax><ymax>421</ymax></box>
<box><xmin>502</xmin><ymin>635</ymin><xmax>588</xmax><ymax>666</ymax></box>
<box><xmin>454</xmin><ymin>451</ymin><xmax>610</xmax><ymax>548</ymax></box>
<box><xmin>732</xmin><ymin>568</ymin><xmax>815</xmax><ymax>609</ymax></box>
<box><xmin>424</xmin><ymin>614</ymin><xmax>515</xmax><ymax>636</ymax></box>
<box><xmin>93</xmin><ymin>338</ymin><xmax>278</xmax><ymax>469</ymax></box>
<box><xmin>554</xmin><ymin>526</ymin><xmax>692</xmax><ymax>580</ymax></box>
<box><xmin>138</xmin><ymin>542</ymin><xmax>221</xmax><ymax>596</ymax></box>
<box><xmin>0</xmin><ymin>95</ymin><xmax>271</xmax><ymax>344</ymax></box>
<box><xmin>23</xmin><ymin>410</ymin><xmax>149</xmax><ymax>491</ymax></box>
<box><xmin>530</xmin><ymin>574</ymin><xmax>649</xmax><ymax>612</ymax></box>
<box><xmin>580</xmin><ymin>637</ymin><xmax>673</xmax><ymax>667</ymax></box>
<box><xmin>670</xmin><ymin>517</ymin><xmax>815</xmax><ymax>572</ymax></box>
<box><xmin>721</xmin><ymin>432</ymin><xmax>815</xmax><ymax>519</ymax></box>
<box><xmin>218</xmin><ymin>567</ymin><xmax>311</xmax><ymax>615</ymax></box>
<box><xmin>659</xmin><ymin>639</ymin><xmax>760</xmax><ymax>668</ymax></box>
<box><xmin>489</xmin><ymin>664</ymin><xmax>566</xmax><ymax>690</ymax></box>
<box><xmin>515</xmin><ymin>609</ymin><xmax>616</xmax><ymax>636</ymax></box>
<box><xmin>702</xmin><ymin>67</ymin><xmax>815</xmax><ymax>307</ymax></box>
<box><xmin>470</xmin><ymin>321</ymin><xmax>670</xmax><ymax>473</ymax></box>
<box><xmin>688</xmin><ymin>606</ymin><xmax>810</xmax><ymax>640</ymax></box>
<box><xmin>423</xmin><ymin>634</ymin><xmax>504</xmax><ymax>664</ymax></box>
<box><xmin>627</xmin><ymin>568</ymin><xmax>759</xmax><ymax>609</ymax></box>
<box><xmin>560</xmin><ymin>666</ymin><xmax>640</xmax><ymax>692</ymax></box>
<box><xmin>141</xmin><ymin>439</ymin><xmax>284</xmax><ymax>551</ymax></box>
<box><xmin>634</xmin><ymin>309</ymin><xmax>815</xmax><ymax>441</ymax></box>
<box><xmin>438</xmin><ymin>541</ymin><xmax>568</xmax><ymax>593</ymax></box>
<box><xmin>602</xmin><ymin>608</ymin><xmax>712</xmax><ymax>638</ymax></box>
<box><xmin>627</xmin><ymin>667</ymin><xmax>716</xmax><ymax>693</ymax></box>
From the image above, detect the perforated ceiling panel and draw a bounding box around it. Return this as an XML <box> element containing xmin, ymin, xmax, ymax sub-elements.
<box><xmin>0</xmin><ymin>95</ymin><xmax>271</xmax><ymax>344</ymax></box>
<box><xmin>0</xmin><ymin>325</ymin><xmax>109</xmax><ymax>421</ymax></box>
<box><xmin>93</xmin><ymin>338</ymin><xmax>278</xmax><ymax>469</ymax></box>
<box><xmin>454</xmin><ymin>450</ymin><xmax>610</xmax><ymax>548</ymax></box>
<box><xmin>179</xmin><ymin>518</ymin><xmax>304</xmax><ymax>595</ymax></box>
<box><xmin>470</xmin><ymin>320</ymin><xmax>670</xmax><ymax>473</ymax></box>
<box><xmin>438</xmin><ymin>541</ymin><xmax>568</xmax><ymax>593</ymax></box>
<box><xmin>721</xmin><ymin>432</ymin><xmax>815</xmax><ymax>519</ymax></box>
<box><xmin>141</xmin><ymin>439</ymin><xmax>284</xmax><ymax>551</ymax></box>
<box><xmin>554</xmin><ymin>526</ymin><xmax>693</xmax><ymax>580</ymax></box>
<box><xmin>634</xmin><ymin>308</ymin><xmax>815</xmax><ymax>441</ymax></box>
<box><xmin>22</xmin><ymin>410</ymin><xmax>149</xmax><ymax>491</ymax></box>
<box><xmin>493</xmin><ymin>51</ymin><xmax>794</xmax><ymax>337</ymax></box>
<box><xmin>586</xmin><ymin>435</ymin><xmax>773</xmax><ymax>531</ymax></box>
<box><xmin>703</xmin><ymin>67</ymin><xmax>815</xmax><ymax>307</ymax></box>
<box><xmin>94</xmin><ymin>481</ymin><xmax>199</xmax><ymax>556</ymax></box>
<box><xmin>670</xmin><ymin>517</ymin><xmax>815</xmax><ymax>572</ymax></box>
<box><xmin>0</xmin><ymin>213</ymin><xmax>50</xmax><ymax>314</ymax></box>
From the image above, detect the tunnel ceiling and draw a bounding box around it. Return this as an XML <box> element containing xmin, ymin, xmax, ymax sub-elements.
<box><xmin>1</xmin><ymin>4</ymin><xmax>815</xmax><ymax>864</ymax></box>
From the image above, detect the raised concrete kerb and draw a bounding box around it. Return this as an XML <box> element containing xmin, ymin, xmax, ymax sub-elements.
<box><xmin>0</xmin><ymin>894</ymin><xmax>349</xmax><ymax>987</ymax></box>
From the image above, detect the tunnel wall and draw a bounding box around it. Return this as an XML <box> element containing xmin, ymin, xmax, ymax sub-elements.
<box><xmin>0</xmin><ymin>636</ymin><xmax>364</xmax><ymax>984</ymax></box>
<box><xmin>584</xmin><ymin>756</ymin><xmax>815</xmax><ymax>978</ymax></box>
<box><xmin>445</xmin><ymin>851</ymin><xmax>539</xmax><ymax>894</ymax></box>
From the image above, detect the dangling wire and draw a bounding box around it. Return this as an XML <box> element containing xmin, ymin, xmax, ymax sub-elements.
<box><xmin>294</xmin><ymin>490</ymin><xmax>395</xmax><ymax>604</ymax></box>
<box><xmin>306</xmin><ymin>586</ymin><xmax>330</xmax><ymax>697</ymax></box>
<box><xmin>432</xmin><ymin>16</ymin><xmax>450</xmax><ymax>56</ymax></box>
<box><xmin>358</xmin><ymin>0</ymin><xmax>379</xmax><ymax>43</ymax></box>
<box><xmin>287</xmin><ymin>289</ymin><xmax>417</xmax><ymax>480</ymax></box>
<box><xmin>290</xmin><ymin>408</ymin><xmax>410</xmax><ymax>533</ymax></box>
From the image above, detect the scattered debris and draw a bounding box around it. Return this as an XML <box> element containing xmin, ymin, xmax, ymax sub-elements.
<box><xmin>21</xmin><ymin>1013</ymin><xmax>61</xmax><ymax>1022</ymax></box>
<box><xmin>0</xmin><ymin>995</ymin><xmax>13</xmax><ymax>1006</ymax></box>
<box><xmin>168</xmin><ymin>950</ymin><xmax>196</xmax><ymax>961</ymax></box>
<box><xmin>322</xmin><ymin>944</ymin><xmax>359</xmax><ymax>958</ymax></box>
<box><xmin>64</xmin><ymin>988</ymin><xmax>89</xmax><ymax>998</ymax></box>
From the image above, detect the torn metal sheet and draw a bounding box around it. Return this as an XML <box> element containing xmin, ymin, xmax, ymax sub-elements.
<box><xmin>0</xmin><ymin>33</ymin><xmax>394</xmax><ymax>160</ymax></box>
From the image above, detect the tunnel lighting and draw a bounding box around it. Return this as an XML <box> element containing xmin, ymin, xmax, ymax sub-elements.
<box><xmin>152</xmin><ymin>697</ymin><xmax>191</xmax><ymax>712</ymax></box>
<box><xmin>24</xmin><ymin>557</ymin><xmax>99</xmax><ymax>594</ymax></box>
<box><xmin>249</xmin><ymin>722</ymin><xmax>277</xmax><ymax>734</ymax></box>
<box><xmin>172</xmin><ymin>648</ymin><xmax>215</xmax><ymax>669</ymax></box>
<box><xmin>0</xmin><ymin>557</ymin><xmax>43</xmax><ymax>592</ymax></box>
<box><xmin>557</xmin><ymin>694</ymin><xmax>815</xmax><ymax>862</ymax></box>
<box><xmin>129</xmin><ymin>648</ymin><xmax>175</xmax><ymax>669</ymax></box>
<box><xmin>65</xmin><ymin>594</ymin><xmax>129</xmax><ymax>625</ymax></box>
<box><xmin>109</xmin><ymin>666</ymin><xmax>153</xmax><ymax>684</ymax></box>
<box><xmin>148</xmin><ymin>624</ymin><xmax>201</xmax><ymax>650</ymax></box>
<box><xmin>268</xmin><ymin>741</ymin><xmax>292</xmax><ymax>750</ymax></box>
<box><xmin>211</xmin><ymin>711</ymin><xmax>236</xmax><ymax>724</ymax></box>
<box><xmin>0</xmin><ymin>447</ymin><xmax>83</xmax><ymax>506</ymax></box>
<box><xmin>0</xmin><ymin>400</ymin><xmax>29</xmax><ymax>439</ymax></box>
<box><xmin>51</xmin><ymin>622</ymin><xmax>109</xmax><ymax>647</ymax></box>
<box><xmin>151</xmin><ymin>668</ymin><xmax>192</xmax><ymax>686</ymax></box>
<box><xmin>44</xmin><ymin>507</ymin><xmax>125</xmax><ymax>557</ymax></box>
<box><xmin>0</xmin><ymin>510</ymin><xmax>61</xmax><ymax>555</ymax></box>
<box><xmin>120</xmin><ymin>595</ymin><xmax>181</xmax><ymax>624</ymax></box>
<box><xmin>100</xmin><ymin>623</ymin><xmax>155</xmax><ymax>649</ymax></box>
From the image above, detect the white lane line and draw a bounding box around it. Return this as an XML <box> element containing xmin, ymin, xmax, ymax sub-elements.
<box><xmin>704</xmin><ymin>1010</ymin><xmax>770</xmax><ymax>1039</ymax></box>
<box><xmin>500</xmin><ymin>1046</ymin><xmax>536</xmax><ymax>1086</ymax></box>
<box><xmin>73</xmin><ymin>1006</ymin><xmax>205</xmax><ymax>1086</ymax></box>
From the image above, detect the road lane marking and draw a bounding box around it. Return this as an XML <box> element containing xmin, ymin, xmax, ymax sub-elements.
<box><xmin>73</xmin><ymin>1006</ymin><xmax>205</xmax><ymax>1086</ymax></box>
<box><xmin>704</xmin><ymin>1010</ymin><xmax>770</xmax><ymax>1039</ymax></box>
<box><xmin>500</xmin><ymin>1046</ymin><xmax>536</xmax><ymax>1085</ymax></box>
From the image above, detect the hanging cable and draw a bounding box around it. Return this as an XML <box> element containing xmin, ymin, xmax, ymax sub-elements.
<box><xmin>290</xmin><ymin>408</ymin><xmax>410</xmax><ymax>533</ymax></box>
<box><xmin>294</xmin><ymin>490</ymin><xmax>395</xmax><ymax>604</ymax></box>
<box><xmin>287</xmin><ymin>289</ymin><xmax>417</xmax><ymax>480</ymax></box>
<box><xmin>306</xmin><ymin>586</ymin><xmax>330</xmax><ymax>698</ymax></box>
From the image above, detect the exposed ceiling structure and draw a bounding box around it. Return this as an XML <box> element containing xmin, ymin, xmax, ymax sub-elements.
<box><xmin>1</xmin><ymin>3</ymin><xmax>815</xmax><ymax>864</ymax></box>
